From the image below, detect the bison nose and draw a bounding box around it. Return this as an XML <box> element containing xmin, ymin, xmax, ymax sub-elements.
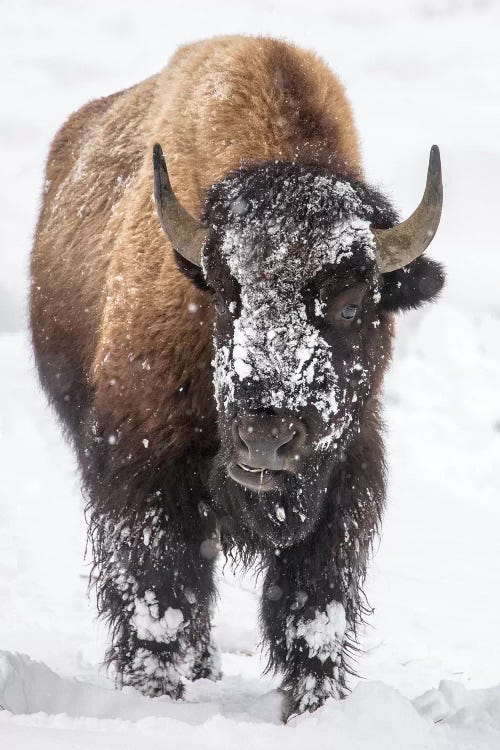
<box><xmin>232</xmin><ymin>413</ymin><xmax>307</xmax><ymax>471</ymax></box>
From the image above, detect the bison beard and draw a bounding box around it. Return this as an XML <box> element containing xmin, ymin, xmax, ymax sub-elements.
<box><xmin>209</xmin><ymin>446</ymin><xmax>331</xmax><ymax>549</ymax></box>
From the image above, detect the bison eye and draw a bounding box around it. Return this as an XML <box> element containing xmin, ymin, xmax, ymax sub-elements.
<box><xmin>340</xmin><ymin>304</ymin><xmax>358</xmax><ymax>320</ymax></box>
<box><xmin>215</xmin><ymin>298</ymin><xmax>227</xmax><ymax>316</ymax></box>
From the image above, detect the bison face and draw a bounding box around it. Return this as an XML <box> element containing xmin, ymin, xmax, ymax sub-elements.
<box><xmin>161</xmin><ymin>160</ymin><xmax>444</xmax><ymax>548</ymax></box>
<box><xmin>195</xmin><ymin>164</ymin><xmax>394</xmax><ymax>547</ymax></box>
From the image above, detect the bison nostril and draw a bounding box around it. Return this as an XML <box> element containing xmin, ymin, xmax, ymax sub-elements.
<box><xmin>238</xmin><ymin>424</ymin><xmax>255</xmax><ymax>447</ymax></box>
<box><xmin>233</xmin><ymin>422</ymin><xmax>250</xmax><ymax>452</ymax></box>
<box><xmin>287</xmin><ymin>421</ymin><xmax>307</xmax><ymax>449</ymax></box>
<box><xmin>277</xmin><ymin>429</ymin><xmax>305</xmax><ymax>461</ymax></box>
<box><xmin>273</xmin><ymin>429</ymin><xmax>296</xmax><ymax>450</ymax></box>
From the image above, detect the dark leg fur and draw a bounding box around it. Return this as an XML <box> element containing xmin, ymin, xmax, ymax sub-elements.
<box><xmin>83</xmin><ymin>413</ymin><xmax>221</xmax><ymax>697</ymax></box>
<box><xmin>260</xmin><ymin>443</ymin><xmax>385</xmax><ymax>720</ymax></box>
<box><xmin>93</xmin><ymin>508</ymin><xmax>220</xmax><ymax>697</ymax></box>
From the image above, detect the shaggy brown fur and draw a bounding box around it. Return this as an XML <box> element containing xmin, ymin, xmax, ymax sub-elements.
<box><xmin>31</xmin><ymin>36</ymin><xmax>361</xmax><ymax>455</ymax></box>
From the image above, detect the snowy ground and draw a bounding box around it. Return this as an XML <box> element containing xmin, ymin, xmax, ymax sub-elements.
<box><xmin>1</xmin><ymin>1</ymin><xmax>499</xmax><ymax>748</ymax></box>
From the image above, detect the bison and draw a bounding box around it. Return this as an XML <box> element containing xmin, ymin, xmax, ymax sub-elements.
<box><xmin>30</xmin><ymin>35</ymin><xmax>444</xmax><ymax>719</ymax></box>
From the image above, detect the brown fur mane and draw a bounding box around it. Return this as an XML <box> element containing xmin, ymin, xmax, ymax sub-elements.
<box><xmin>30</xmin><ymin>35</ymin><xmax>362</xmax><ymax>456</ymax></box>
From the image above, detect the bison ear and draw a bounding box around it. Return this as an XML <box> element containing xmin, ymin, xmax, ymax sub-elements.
<box><xmin>379</xmin><ymin>255</ymin><xmax>445</xmax><ymax>312</ymax></box>
<box><xmin>174</xmin><ymin>250</ymin><xmax>210</xmax><ymax>292</ymax></box>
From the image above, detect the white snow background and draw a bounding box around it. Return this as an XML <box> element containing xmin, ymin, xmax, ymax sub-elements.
<box><xmin>1</xmin><ymin>1</ymin><xmax>499</xmax><ymax>747</ymax></box>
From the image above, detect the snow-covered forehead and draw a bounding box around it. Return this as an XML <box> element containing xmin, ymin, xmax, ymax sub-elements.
<box><xmin>221</xmin><ymin>172</ymin><xmax>377</xmax><ymax>273</ymax></box>
<box><xmin>210</xmin><ymin>172</ymin><xmax>379</xmax><ymax>426</ymax></box>
<box><xmin>223</xmin><ymin>213</ymin><xmax>375</xmax><ymax>287</ymax></box>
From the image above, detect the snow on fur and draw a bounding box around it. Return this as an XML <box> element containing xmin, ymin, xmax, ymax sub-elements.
<box><xmin>212</xmin><ymin>174</ymin><xmax>377</xmax><ymax>433</ymax></box>
<box><xmin>285</xmin><ymin>600</ymin><xmax>346</xmax><ymax>663</ymax></box>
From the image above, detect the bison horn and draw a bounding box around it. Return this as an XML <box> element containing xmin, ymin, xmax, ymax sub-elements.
<box><xmin>153</xmin><ymin>143</ymin><xmax>208</xmax><ymax>268</ymax></box>
<box><xmin>373</xmin><ymin>145</ymin><xmax>443</xmax><ymax>273</ymax></box>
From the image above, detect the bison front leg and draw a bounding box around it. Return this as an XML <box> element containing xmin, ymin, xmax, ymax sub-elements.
<box><xmin>261</xmin><ymin>536</ymin><xmax>364</xmax><ymax>721</ymax></box>
<box><xmin>88</xmin><ymin>469</ymin><xmax>220</xmax><ymax>699</ymax></box>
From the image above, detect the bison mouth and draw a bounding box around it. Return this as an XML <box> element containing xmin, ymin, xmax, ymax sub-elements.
<box><xmin>228</xmin><ymin>461</ymin><xmax>285</xmax><ymax>492</ymax></box>
<box><xmin>210</xmin><ymin>449</ymin><xmax>329</xmax><ymax>548</ymax></box>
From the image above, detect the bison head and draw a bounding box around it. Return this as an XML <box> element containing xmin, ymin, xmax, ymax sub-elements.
<box><xmin>153</xmin><ymin>146</ymin><xmax>444</xmax><ymax>547</ymax></box>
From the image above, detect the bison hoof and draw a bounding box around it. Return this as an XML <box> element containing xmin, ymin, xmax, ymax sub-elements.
<box><xmin>190</xmin><ymin>657</ymin><xmax>222</xmax><ymax>683</ymax></box>
<box><xmin>184</xmin><ymin>640</ymin><xmax>222</xmax><ymax>683</ymax></box>
<box><xmin>280</xmin><ymin>690</ymin><xmax>323</xmax><ymax>723</ymax></box>
<box><xmin>280</xmin><ymin>677</ymin><xmax>339</xmax><ymax>722</ymax></box>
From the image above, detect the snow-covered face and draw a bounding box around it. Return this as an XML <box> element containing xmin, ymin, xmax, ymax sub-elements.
<box><xmin>202</xmin><ymin>164</ymin><xmax>393</xmax><ymax>546</ymax></box>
